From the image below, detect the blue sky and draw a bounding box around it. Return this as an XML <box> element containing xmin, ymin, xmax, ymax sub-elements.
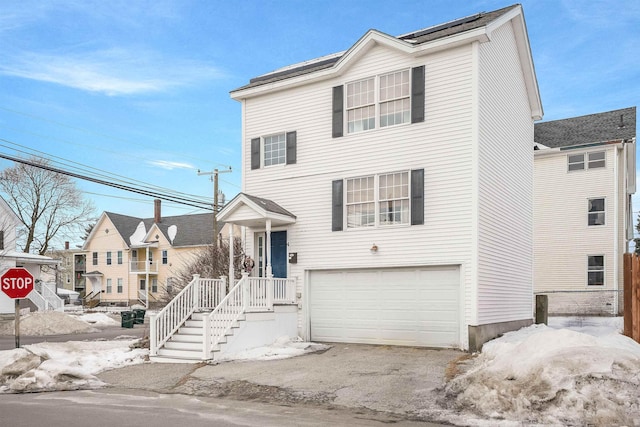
<box><xmin>0</xmin><ymin>0</ymin><xmax>638</xmax><ymax>247</ymax></box>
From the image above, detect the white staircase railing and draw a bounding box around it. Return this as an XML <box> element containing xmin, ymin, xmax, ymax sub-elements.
<box><xmin>40</xmin><ymin>286</ymin><xmax>64</xmax><ymax>311</ymax></box>
<box><xmin>150</xmin><ymin>275</ymin><xmax>226</xmax><ymax>357</ymax></box>
<box><xmin>204</xmin><ymin>275</ymin><xmax>248</xmax><ymax>358</ymax></box>
<box><xmin>27</xmin><ymin>289</ymin><xmax>64</xmax><ymax>312</ymax></box>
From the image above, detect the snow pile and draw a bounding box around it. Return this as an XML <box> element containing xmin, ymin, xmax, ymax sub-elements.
<box><xmin>0</xmin><ymin>340</ymin><xmax>147</xmax><ymax>393</ymax></box>
<box><xmin>0</xmin><ymin>311</ymin><xmax>98</xmax><ymax>335</ymax></box>
<box><xmin>73</xmin><ymin>312</ymin><xmax>120</xmax><ymax>327</ymax></box>
<box><xmin>442</xmin><ymin>321</ymin><xmax>640</xmax><ymax>426</ymax></box>
<box><xmin>216</xmin><ymin>336</ymin><xmax>330</xmax><ymax>362</ymax></box>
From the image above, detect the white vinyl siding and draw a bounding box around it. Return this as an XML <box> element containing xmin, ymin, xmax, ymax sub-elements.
<box><xmin>477</xmin><ymin>21</ymin><xmax>534</xmax><ymax>324</ymax></box>
<box><xmin>534</xmin><ymin>147</ymin><xmax>617</xmax><ymax>294</ymax></box>
<box><xmin>242</xmin><ymin>42</ymin><xmax>475</xmax><ymax>349</ymax></box>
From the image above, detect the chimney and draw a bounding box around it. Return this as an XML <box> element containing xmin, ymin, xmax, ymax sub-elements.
<box><xmin>154</xmin><ymin>199</ymin><xmax>161</xmax><ymax>223</ymax></box>
<box><xmin>65</xmin><ymin>241</ymin><xmax>69</xmax><ymax>250</ymax></box>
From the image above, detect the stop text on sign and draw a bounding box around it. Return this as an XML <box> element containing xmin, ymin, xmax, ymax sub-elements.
<box><xmin>2</xmin><ymin>276</ymin><xmax>33</xmax><ymax>290</ymax></box>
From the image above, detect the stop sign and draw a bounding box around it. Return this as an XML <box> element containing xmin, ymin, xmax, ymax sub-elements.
<box><xmin>1</xmin><ymin>268</ymin><xmax>34</xmax><ymax>299</ymax></box>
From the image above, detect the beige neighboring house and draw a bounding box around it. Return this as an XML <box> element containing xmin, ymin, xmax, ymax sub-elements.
<box><xmin>0</xmin><ymin>196</ymin><xmax>61</xmax><ymax>314</ymax></box>
<box><xmin>533</xmin><ymin>107</ymin><xmax>636</xmax><ymax>315</ymax></box>
<box><xmin>82</xmin><ymin>200</ymin><xmax>236</xmax><ymax>307</ymax></box>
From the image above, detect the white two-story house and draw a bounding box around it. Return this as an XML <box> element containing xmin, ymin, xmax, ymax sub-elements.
<box><xmin>220</xmin><ymin>4</ymin><xmax>543</xmax><ymax>351</ymax></box>
<box><xmin>533</xmin><ymin>107</ymin><xmax>636</xmax><ymax>316</ymax></box>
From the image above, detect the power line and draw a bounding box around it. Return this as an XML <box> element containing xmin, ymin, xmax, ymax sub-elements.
<box><xmin>0</xmin><ymin>137</ymin><xmax>212</xmax><ymax>203</ymax></box>
<box><xmin>0</xmin><ymin>152</ymin><xmax>214</xmax><ymax>211</ymax></box>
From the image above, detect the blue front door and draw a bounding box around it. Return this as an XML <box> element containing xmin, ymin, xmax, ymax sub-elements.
<box><xmin>270</xmin><ymin>231</ymin><xmax>287</xmax><ymax>278</ymax></box>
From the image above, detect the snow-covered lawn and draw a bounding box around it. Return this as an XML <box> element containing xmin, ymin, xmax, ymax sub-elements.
<box><xmin>1</xmin><ymin>312</ymin><xmax>639</xmax><ymax>425</ymax></box>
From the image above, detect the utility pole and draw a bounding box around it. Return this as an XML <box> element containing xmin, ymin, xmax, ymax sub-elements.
<box><xmin>198</xmin><ymin>167</ymin><xmax>232</xmax><ymax>247</ymax></box>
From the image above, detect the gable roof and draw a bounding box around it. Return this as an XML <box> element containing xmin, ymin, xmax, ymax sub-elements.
<box><xmin>84</xmin><ymin>211</ymin><xmax>218</xmax><ymax>249</ymax></box>
<box><xmin>218</xmin><ymin>193</ymin><xmax>296</xmax><ymax>228</ymax></box>
<box><xmin>534</xmin><ymin>107</ymin><xmax>636</xmax><ymax>149</ymax></box>
<box><xmin>232</xmin><ymin>4</ymin><xmax>520</xmax><ymax>93</ymax></box>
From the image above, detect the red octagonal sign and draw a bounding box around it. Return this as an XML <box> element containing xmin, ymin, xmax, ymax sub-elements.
<box><xmin>1</xmin><ymin>268</ymin><xmax>34</xmax><ymax>299</ymax></box>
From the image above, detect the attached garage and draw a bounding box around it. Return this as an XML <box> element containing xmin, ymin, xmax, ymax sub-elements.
<box><xmin>309</xmin><ymin>266</ymin><xmax>460</xmax><ymax>348</ymax></box>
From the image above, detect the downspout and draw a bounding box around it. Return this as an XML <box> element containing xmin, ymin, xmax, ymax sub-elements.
<box><xmin>613</xmin><ymin>145</ymin><xmax>620</xmax><ymax>315</ymax></box>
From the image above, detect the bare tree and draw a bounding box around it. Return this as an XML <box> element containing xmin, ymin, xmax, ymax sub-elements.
<box><xmin>0</xmin><ymin>157</ymin><xmax>95</xmax><ymax>255</ymax></box>
<box><xmin>173</xmin><ymin>237</ymin><xmax>244</xmax><ymax>293</ymax></box>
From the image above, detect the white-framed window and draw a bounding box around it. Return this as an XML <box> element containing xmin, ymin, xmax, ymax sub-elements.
<box><xmin>106</xmin><ymin>251</ymin><xmax>112</xmax><ymax>265</ymax></box>
<box><xmin>379</xmin><ymin>172</ymin><xmax>410</xmax><ymax>225</ymax></box>
<box><xmin>117</xmin><ymin>251</ymin><xmax>123</xmax><ymax>265</ymax></box>
<box><xmin>588</xmin><ymin>255</ymin><xmax>604</xmax><ymax>286</ymax></box>
<box><xmin>568</xmin><ymin>151</ymin><xmax>605</xmax><ymax>172</ymax></box>
<box><xmin>346</xmin><ymin>70</ymin><xmax>411</xmax><ymax>135</ymax></box>
<box><xmin>92</xmin><ymin>252</ymin><xmax>98</xmax><ymax>265</ymax></box>
<box><xmin>162</xmin><ymin>250</ymin><xmax>168</xmax><ymax>265</ymax></box>
<box><xmin>346</xmin><ymin>171</ymin><xmax>410</xmax><ymax>228</ymax></box>
<box><xmin>346</xmin><ymin>176</ymin><xmax>375</xmax><ymax>228</ymax></box>
<box><xmin>588</xmin><ymin>198</ymin><xmax>605</xmax><ymax>226</ymax></box>
<box><xmin>588</xmin><ymin>151</ymin><xmax>605</xmax><ymax>169</ymax></box>
<box><xmin>264</xmin><ymin>133</ymin><xmax>286</xmax><ymax>166</ymax></box>
<box><xmin>117</xmin><ymin>278</ymin><xmax>123</xmax><ymax>293</ymax></box>
<box><xmin>379</xmin><ymin>70</ymin><xmax>410</xmax><ymax>128</ymax></box>
<box><xmin>346</xmin><ymin>77</ymin><xmax>376</xmax><ymax>133</ymax></box>
<box><xmin>106</xmin><ymin>278</ymin><xmax>112</xmax><ymax>293</ymax></box>
<box><xmin>152</xmin><ymin>278</ymin><xmax>158</xmax><ymax>293</ymax></box>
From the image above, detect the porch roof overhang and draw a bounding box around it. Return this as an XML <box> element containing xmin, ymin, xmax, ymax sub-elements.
<box><xmin>218</xmin><ymin>193</ymin><xmax>296</xmax><ymax>228</ymax></box>
<box><xmin>0</xmin><ymin>251</ymin><xmax>61</xmax><ymax>266</ymax></box>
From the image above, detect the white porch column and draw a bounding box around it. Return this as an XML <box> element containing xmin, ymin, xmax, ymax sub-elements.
<box><xmin>229</xmin><ymin>225</ymin><xmax>235</xmax><ymax>284</ymax></box>
<box><xmin>145</xmin><ymin>247</ymin><xmax>149</xmax><ymax>308</ymax></box>
<box><xmin>266</xmin><ymin>219</ymin><xmax>273</xmax><ymax>277</ymax></box>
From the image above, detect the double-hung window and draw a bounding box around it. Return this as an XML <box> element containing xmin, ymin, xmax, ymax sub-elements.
<box><xmin>117</xmin><ymin>278</ymin><xmax>123</xmax><ymax>293</ymax></box>
<box><xmin>251</xmin><ymin>131</ymin><xmax>297</xmax><ymax>169</ymax></box>
<box><xmin>106</xmin><ymin>251</ymin><xmax>112</xmax><ymax>265</ymax></box>
<box><xmin>588</xmin><ymin>198</ymin><xmax>605</xmax><ymax>226</ymax></box>
<box><xmin>333</xmin><ymin>66</ymin><xmax>424</xmax><ymax>137</ymax></box>
<box><xmin>568</xmin><ymin>151</ymin><xmax>605</xmax><ymax>172</ymax></box>
<box><xmin>92</xmin><ymin>252</ymin><xmax>98</xmax><ymax>266</ymax></box>
<box><xmin>346</xmin><ymin>77</ymin><xmax>375</xmax><ymax>133</ymax></box>
<box><xmin>106</xmin><ymin>278</ymin><xmax>112</xmax><ymax>293</ymax></box>
<box><xmin>335</xmin><ymin>169</ymin><xmax>423</xmax><ymax>231</ymax></box>
<box><xmin>587</xmin><ymin>255</ymin><xmax>604</xmax><ymax>286</ymax></box>
<box><xmin>117</xmin><ymin>251</ymin><xmax>123</xmax><ymax>265</ymax></box>
<box><xmin>379</xmin><ymin>70</ymin><xmax>410</xmax><ymax>127</ymax></box>
<box><xmin>162</xmin><ymin>250</ymin><xmax>168</xmax><ymax>265</ymax></box>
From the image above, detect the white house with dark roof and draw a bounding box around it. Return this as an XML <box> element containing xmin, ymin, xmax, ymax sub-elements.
<box><xmin>214</xmin><ymin>3</ymin><xmax>542</xmax><ymax>352</ymax></box>
<box><xmin>82</xmin><ymin>200</ymin><xmax>236</xmax><ymax>307</ymax></box>
<box><xmin>0</xmin><ymin>196</ymin><xmax>62</xmax><ymax>314</ymax></box>
<box><xmin>533</xmin><ymin>107</ymin><xmax>637</xmax><ymax>315</ymax></box>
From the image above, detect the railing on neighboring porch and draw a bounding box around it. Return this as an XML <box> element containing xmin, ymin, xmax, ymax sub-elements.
<box><xmin>28</xmin><ymin>288</ymin><xmax>64</xmax><ymax>312</ymax></box>
<box><xmin>150</xmin><ymin>275</ymin><xmax>226</xmax><ymax>356</ymax></box>
<box><xmin>129</xmin><ymin>260</ymin><xmax>159</xmax><ymax>273</ymax></box>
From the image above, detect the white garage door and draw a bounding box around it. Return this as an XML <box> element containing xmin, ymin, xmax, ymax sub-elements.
<box><xmin>309</xmin><ymin>266</ymin><xmax>460</xmax><ymax>348</ymax></box>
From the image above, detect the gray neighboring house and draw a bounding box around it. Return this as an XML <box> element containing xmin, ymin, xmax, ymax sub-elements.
<box><xmin>533</xmin><ymin>107</ymin><xmax>637</xmax><ymax>315</ymax></box>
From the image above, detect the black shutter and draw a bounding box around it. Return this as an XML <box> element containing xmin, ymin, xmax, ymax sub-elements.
<box><xmin>286</xmin><ymin>131</ymin><xmax>297</xmax><ymax>165</ymax></box>
<box><xmin>251</xmin><ymin>137</ymin><xmax>261</xmax><ymax>170</ymax></box>
<box><xmin>332</xmin><ymin>179</ymin><xmax>344</xmax><ymax>231</ymax></box>
<box><xmin>411</xmin><ymin>66</ymin><xmax>425</xmax><ymax>124</ymax></box>
<box><xmin>332</xmin><ymin>85</ymin><xmax>344</xmax><ymax>138</ymax></box>
<box><xmin>411</xmin><ymin>169</ymin><xmax>424</xmax><ymax>225</ymax></box>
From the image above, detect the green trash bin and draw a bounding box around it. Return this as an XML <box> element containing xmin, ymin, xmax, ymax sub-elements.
<box><xmin>120</xmin><ymin>311</ymin><xmax>134</xmax><ymax>328</ymax></box>
<box><xmin>132</xmin><ymin>309</ymin><xmax>146</xmax><ymax>325</ymax></box>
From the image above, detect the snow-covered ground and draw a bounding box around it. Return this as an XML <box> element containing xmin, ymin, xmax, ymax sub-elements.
<box><xmin>1</xmin><ymin>312</ymin><xmax>639</xmax><ymax>425</ymax></box>
<box><xmin>441</xmin><ymin>317</ymin><xmax>640</xmax><ymax>426</ymax></box>
<box><xmin>0</xmin><ymin>311</ymin><xmax>326</xmax><ymax>394</ymax></box>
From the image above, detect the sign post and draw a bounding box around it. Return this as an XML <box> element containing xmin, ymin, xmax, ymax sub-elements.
<box><xmin>1</xmin><ymin>268</ymin><xmax>35</xmax><ymax>348</ymax></box>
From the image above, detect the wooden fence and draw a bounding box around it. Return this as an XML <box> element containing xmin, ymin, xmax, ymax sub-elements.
<box><xmin>623</xmin><ymin>253</ymin><xmax>640</xmax><ymax>343</ymax></box>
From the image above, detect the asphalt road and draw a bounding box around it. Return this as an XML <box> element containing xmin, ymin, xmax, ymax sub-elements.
<box><xmin>0</xmin><ymin>389</ymin><xmax>441</xmax><ymax>427</ymax></box>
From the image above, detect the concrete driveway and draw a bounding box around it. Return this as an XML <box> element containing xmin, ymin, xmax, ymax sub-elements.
<box><xmin>98</xmin><ymin>343</ymin><xmax>464</xmax><ymax>424</ymax></box>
